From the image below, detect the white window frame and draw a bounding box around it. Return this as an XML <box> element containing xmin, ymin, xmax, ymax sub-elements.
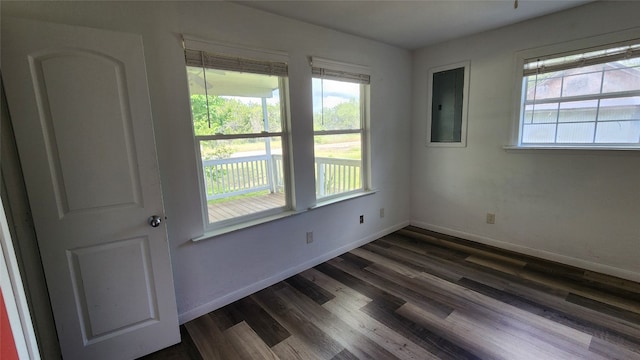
<box><xmin>509</xmin><ymin>28</ymin><xmax>640</xmax><ymax>150</ymax></box>
<box><xmin>310</xmin><ymin>57</ymin><xmax>371</xmax><ymax>202</ymax></box>
<box><xmin>426</xmin><ymin>61</ymin><xmax>470</xmax><ymax>148</ymax></box>
<box><xmin>183</xmin><ymin>37</ymin><xmax>294</xmax><ymax>234</ymax></box>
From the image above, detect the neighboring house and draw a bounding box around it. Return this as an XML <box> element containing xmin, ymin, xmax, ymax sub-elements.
<box><xmin>528</xmin><ymin>63</ymin><xmax>640</xmax><ymax>98</ymax></box>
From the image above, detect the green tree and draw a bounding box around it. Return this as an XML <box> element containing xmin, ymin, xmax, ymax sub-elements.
<box><xmin>191</xmin><ymin>94</ymin><xmax>283</xmax><ymax>159</ymax></box>
<box><xmin>191</xmin><ymin>95</ymin><xmax>230</xmax><ymax>136</ymax></box>
<box><xmin>314</xmin><ymin>99</ymin><xmax>359</xmax><ymax>131</ymax></box>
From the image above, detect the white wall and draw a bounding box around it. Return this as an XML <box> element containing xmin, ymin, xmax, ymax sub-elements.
<box><xmin>1</xmin><ymin>1</ymin><xmax>412</xmax><ymax>322</ymax></box>
<box><xmin>412</xmin><ymin>1</ymin><xmax>640</xmax><ymax>282</ymax></box>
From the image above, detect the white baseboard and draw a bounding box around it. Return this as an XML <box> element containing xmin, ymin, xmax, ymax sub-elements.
<box><xmin>178</xmin><ymin>221</ymin><xmax>410</xmax><ymax>324</ymax></box>
<box><xmin>410</xmin><ymin>220</ymin><xmax>640</xmax><ymax>284</ymax></box>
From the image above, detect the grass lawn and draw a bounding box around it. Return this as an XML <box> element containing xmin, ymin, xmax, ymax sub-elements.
<box><xmin>202</xmin><ymin>133</ymin><xmax>362</xmax><ymax>160</ymax></box>
<box><xmin>208</xmin><ymin>190</ymin><xmax>271</xmax><ymax>205</ymax></box>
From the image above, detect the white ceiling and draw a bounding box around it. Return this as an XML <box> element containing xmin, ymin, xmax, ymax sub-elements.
<box><xmin>235</xmin><ymin>0</ymin><xmax>595</xmax><ymax>50</ymax></box>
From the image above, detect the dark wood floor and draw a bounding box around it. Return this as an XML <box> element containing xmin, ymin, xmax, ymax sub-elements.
<box><xmin>141</xmin><ymin>227</ymin><xmax>640</xmax><ymax>359</ymax></box>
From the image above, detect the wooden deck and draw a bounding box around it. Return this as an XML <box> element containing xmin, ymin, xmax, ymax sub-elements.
<box><xmin>142</xmin><ymin>226</ymin><xmax>640</xmax><ymax>359</ymax></box>
<box><xmin>207</xmin><ymin>192</ymin><xmax>286</xmax><ymax>223</ymax></box>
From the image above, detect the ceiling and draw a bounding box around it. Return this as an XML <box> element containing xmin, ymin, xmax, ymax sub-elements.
<box><xmin>235</xmin><ymin>0</ymin><xmax>595</xmax><ymax>50</ymax></box>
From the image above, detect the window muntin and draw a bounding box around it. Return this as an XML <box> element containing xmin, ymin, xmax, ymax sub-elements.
<box><xmin>519</xmin><ymin>42</ymin><xmax>640</xmax><ymax>147</ymax></box>
<box><xmin>312</xmin><ymin>75</ymin><xmax>368</xmax><ymax>200</ymax></box>
<box><xmin>186</xmin><ymin>54</ymin><xmax>290</xmax><ymax>228</ymax></box>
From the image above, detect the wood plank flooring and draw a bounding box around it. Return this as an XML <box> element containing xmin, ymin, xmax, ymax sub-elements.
<box><xmin>141</xmin><ymin>227</ymin><xmax>640</xmax><ymax>359</ymax></box>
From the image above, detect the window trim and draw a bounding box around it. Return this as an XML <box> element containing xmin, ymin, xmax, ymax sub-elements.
<box><xmin>191</xmin><ymin>78</ymin><xmax>293</xmax><ymax>231</ymax></box>
<box><xmin>509</xmin><ymin>27</ymin><xmax>640</xmax><ymax>149</ymax></box>
<box><xmin>183</xmin><ymin>38</ymin><xmax>294</xmax><ymax>232</ymax></box>
<box><xmin>311</xmin><ymin>60</ymin><xmax>371</xmax><ymax>202</ymax></box>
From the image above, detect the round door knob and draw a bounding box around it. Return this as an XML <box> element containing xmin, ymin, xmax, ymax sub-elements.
<box><xmin>148</xmin><ymin>215</ymin><xmax>162</xmax><ymax>228</ymax></box>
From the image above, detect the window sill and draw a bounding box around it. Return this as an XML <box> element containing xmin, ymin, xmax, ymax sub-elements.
<box><xmin>192</xmin><ymin>210</ymin><xmax>303</xmax><ymax>242</ymax></box>
<box><xmin>503</xmin><ymin>145</ymin><xmax>640</xmax><ymax>153</ymax></box>
<box><xmin>310</xmin><ymin>189</ymin><xmax>377</xmax><ymax>210</ymax></box>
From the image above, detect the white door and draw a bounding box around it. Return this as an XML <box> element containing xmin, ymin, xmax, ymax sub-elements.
<box><xmin>1</xmin><ymin>18</ymin><xmax>180</xmax><ymax>359</ymax></box>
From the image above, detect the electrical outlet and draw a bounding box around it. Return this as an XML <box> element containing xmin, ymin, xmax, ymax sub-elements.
<box><xmin>306</xmin><ymin>231</ymin><xmax>313</xmax><ymax>244</ymax></box>
<box><xmin>359</xmin><ymin>215</ymin><xmax>364</xmax><ymax>224</ymax></box>
<box><xmin>486</xmin><ymin>213</ymin><xmax>496</xmax><ymax>224</ymax></box>
<box><xmin>380</xmin><ymin>208</ymin><xmax>385</xmax><ymax>218</ymax></box>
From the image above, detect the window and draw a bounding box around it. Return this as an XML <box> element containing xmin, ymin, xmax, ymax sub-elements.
<box><xmin>311</xmin><ymin>58</ymin><xmax>370</xmax><ymax>200</ymax></box>
<box><xmin>518</xmin><ymin>41</ymin><xmax>640</xmax><ymax>148</ymax></box>
<box><xmin>185</xmin><ymin>49</ymin><xmax>291</xmax><ymax>228</ymax></box>
<box><xmin>427</xmin><ymin>61</ymin><xmax>470</xmax><ymax>147</ymax></box>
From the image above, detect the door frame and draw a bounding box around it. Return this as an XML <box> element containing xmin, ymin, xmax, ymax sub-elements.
<box><xmin>1</xmin><ymin>78</ymin><xmax>59</xmax><ymax>359</ymax></box>
<box><xmin>0</xmin><ymin>196</ymin><xmax>40</xmax><ymax>360</ymax></box>
<box><xmin>0</xmin><ymin>85</ymin><xmax>40</xmax><ymax>358</ymax></box>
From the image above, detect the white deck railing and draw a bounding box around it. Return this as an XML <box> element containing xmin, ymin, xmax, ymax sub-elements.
<box><xmin>203</xmin><ymin>155</ymin><xmax>360</xmax><ymax>200</ymax></box>
<box><xmin>315</xmin><ymin>157</ymin><xmax>361</xmax><ymax>197</ymax></box>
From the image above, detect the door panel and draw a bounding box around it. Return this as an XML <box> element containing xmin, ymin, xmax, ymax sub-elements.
<box><xmin>2</xmin><ymin>17</ymin><xmax>179</xmax><ymax>359</ymax></box>
<box><xmin>32</xmin><ymin>49</ymin><xmax>143</xmax><ymax>215</ymax></box>
<box><xmin>68</xmin><ymin>236</ymin><xmax>158</xmax><ymax>343</ymax></box>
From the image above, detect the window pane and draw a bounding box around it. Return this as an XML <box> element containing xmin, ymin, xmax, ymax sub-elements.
<box><xmin>618</xmin><ymin>58</ymin><xmax>640</xmax><ymax>67</ymax></box>
<box><xmin>523</xmin><ymin>104</ymin><xmax>533</xmax><ymax>124</ymax></box>
<box><xmin>527</xmin><ymin>103</ymin><xmax>559</xmax><ymax>124</ymax></box>
<box><xmin>187</xmin><ymin>66</ymin><xmax>282</xmax><ymax>135</ymax></box>
<box><xmin>200</xmin><ymin>137</ymin><xmax>286</xmax><ymax>224</ymax></box>
<box><xmin>519</xmin><ymin>42</ymin><xmax>640</xmax><ymax>148</ymax></box>
<box><xmin>602</xmin><ymin>67</ymin><xmax>640</xmax><ymax>93</ymax></box>
<box><xmin>595</xmin><ymin>121</ymin><xmax>640</xmax><ymax>143</ymax></box>
<box><xmin>314</xmin><ymin>134</ymin><xmax>362</xmax><ymax>198</ymax></box>
<box><xmin>312</xmin><ymin>78</ymin><xmax>360</xmax><ymax>131</ymax></box>
<box><xmin>598</xmin><ymin>97</ymin><xmax>640</xmax><ymax>121</ymax></box>
<box><xmin>522</xmin><ymin>123</ymin><xmax>556</xmax><ymax>143</ymax></box>
<box><xmin>556</xmin><ymin>122</ymin><xmax>595</xmax><ymax>143</ymax></box>
<box><xmin>525</xmin><ymin>72</ymin><xmax>562</xmax><ymax>100</ymax></box>
<box><xmin>563</xmin><ymin>63</ymin><xmax>603</xmax><ymax>76</ymax></box>
<box><xmin>525</xmin><ymin>78</ymin><xmax>536</xmax><ymax>101</ymax></box>
<box><xmin>561</xmin><ymin>72</ymin><xmax>602</xmax><ymax>97</ymax></box>
<box><xmin>558</xmin><ymin>100</ymin><xmax>598</xmax><ymax>123</ymax></box>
